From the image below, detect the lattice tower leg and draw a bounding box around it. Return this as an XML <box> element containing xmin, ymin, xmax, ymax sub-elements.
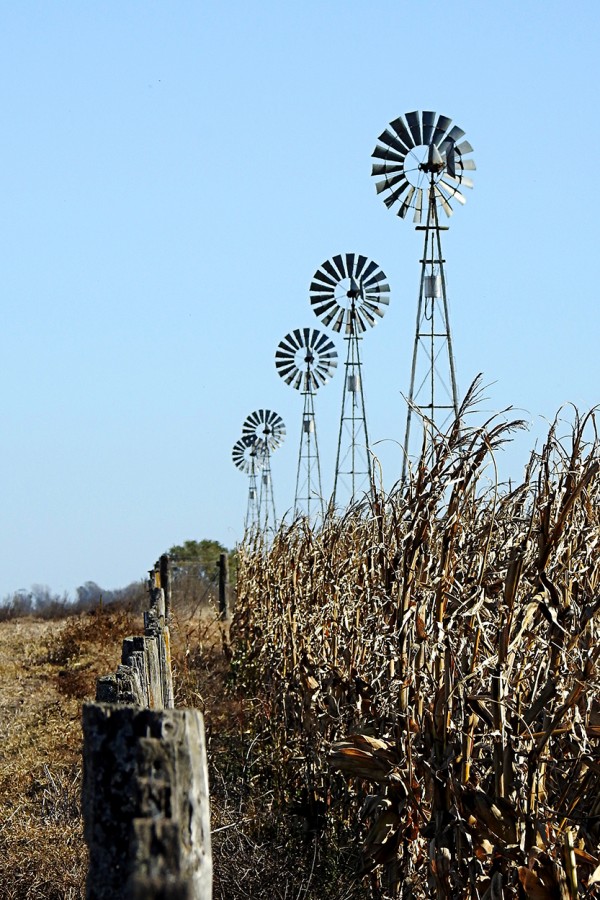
<box><xmin>245</xmin><ymin>468</ymin><xmax>260</xmax><ymax>532</ymax></box>
<box><xmin>258</xmin><ymin>450</ymin><xmax>277</xmax><ymax>533</ymax></box>
<box><xmin>402</xmin><ymin>181</ymin><xmax>459</xmax><ymax>484</ymax></box>
<box><xmin>332</xmin><ymin>330</ymin><xmax>373</xmax><ymax>508</ymax></box>
<box><xmin>294</xmin><ymin>389</ymin><xmax>324</xmax><ymax>520</ymax></box>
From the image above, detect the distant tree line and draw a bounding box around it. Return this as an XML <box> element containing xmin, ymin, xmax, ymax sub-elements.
<box><xmin>0</xmin><ymin>538</ymin><xmax>235</xmax><ymax>621</ymax></box>
<box><xmin>0</xmin><ymin>579</ymin><xmax>146</xmax><ymax>621</ymax></box>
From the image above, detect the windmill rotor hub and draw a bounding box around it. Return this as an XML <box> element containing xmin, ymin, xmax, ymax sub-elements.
<box><xmin>419</xmin><ymin>143</ymin><xmax>445</xmax><ymax>174</ymax></box>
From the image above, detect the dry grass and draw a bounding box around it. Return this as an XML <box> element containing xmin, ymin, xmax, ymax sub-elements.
<box><xmin>0</xmin><ymin>608</ymin><xmax>140</xmax><ymax>899</ymax></box>
<box><xmin>232</xmin><ymin>386</ymin><xmax>600</xmax><ymax>898</ymax></box>
<box><xmin>0</xmin><ymin>595</ymin><xmax>357</xmax><ymax>899</ymax></box>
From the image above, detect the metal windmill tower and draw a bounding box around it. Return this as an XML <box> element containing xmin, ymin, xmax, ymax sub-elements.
<box><xmin>372</xmin><ymin>110</ymin><xmax>475</xmax><ymax>481</ymax></box>
<box><xmin>275</xmin><ymin>327</ymin><xmax>337</xmax><ymax>520</ymax></box>
<box><xmin>310</xmin><ymin>253</ymin><xmax>390</xmax><ymax>508</ymax></box>
<box><xmin>241</xmin><ymin>409</ymin><xmax>285</xmax><ymax>532</ymax></box>
<box><xmin>232</xmin><ymin>435</ymin><xmax>263</xmax><ymax>532</ymax></box>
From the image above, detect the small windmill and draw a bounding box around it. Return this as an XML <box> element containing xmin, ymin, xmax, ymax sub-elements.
<box><xmin>275</xmin><ymin>327</ymin><xmax>337</xmax><ymax>519</ymax></box>
<box><xmin>232</xmin><ymin>435</ymin><xmax>263</xmax><ymax>532</ymax></box>
<box><xmin>241</xmin><ymin>409</ymin><xmax>285</xmax><ymax>531</ymax></box>
<box><xmin>372</xmin><ymin>110</ymin><xmax>475</xmax><ymax>481</ymax></box>
<box><xmin>310</xmin><ymin>252</ymin><xmax>390</xmax><ymax>507</ymax></box>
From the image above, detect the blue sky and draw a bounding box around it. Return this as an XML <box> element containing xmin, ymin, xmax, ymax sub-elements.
<box><xmin>1</xmin><ymin>1</ymin><xmax>599</xmax><ymax>598</ymax></box>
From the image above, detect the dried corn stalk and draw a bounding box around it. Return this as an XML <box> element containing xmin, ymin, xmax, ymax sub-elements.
<box><xmin>233</xmin><ymin>384</ymin><xmax>600</xmax><ymax>898</ymax></box>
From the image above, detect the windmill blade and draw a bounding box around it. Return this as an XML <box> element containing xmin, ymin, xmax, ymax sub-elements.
<box><xmin>313</xmin><ymin>330</ymin><xmax>330</xmax><ymax>352</ymax></box>
<box><xmin>459</xmin><ymin>158</ymin><xmax>477</xmax><ymax>171</ymax></box>
<box><xmin>444</xmin><ymin>173</ymin><xmax>474</xmax><ymax>190</ymax></box>
<box><xmin>274</xmin><ymin>353</ymin><xmax>295</xmax><ymax>372</ymax></box>
<box><xmin>354</xmin><ymin>254</ymin><xmax>369</xmax><ymax>279</ymax></box>
<box><xmin>434</xmin><ymin>186</ymin><xmax>453</xmax><ymax>217</ymax></box>
<box><xmin>413</xmin><ymin>187</ymin><xmax>424</xmax><ymax>224</ymax></box>
<box><xmin>275</xmin><ymin>339</ymin><xmax>295</xmax><ymax>359</ymax></box>
<box><xmin>344</xmin><ymin>252</ymin><xmax>355</xmax><ymax>278</ymax></box>
<box><xmin>397</xmin><ymin>185</ymin><xmax>416</xmax><ymax>219</ymax></box>
<box><xmin>456</xmin><ymin>139</ymin><xmax>474</xmax><ymax>155</ymax></box>
<box><xmin>278</xmin><ymin>365</ymin><xmax>297</xmax><ymax>385</ymax></box>
<box><xmin>310</xmin><ymin>271</ymin><xmax>337</xmax><ymax>290</ymax></box>
<box><xmin>431</xmin><ymin>113</ymin><xmax>452</xmax><ymax>146</ymax></box>
<box><xmin>383</xmin><ymin>181</ymin><xmax>410</xmax><ymax>209</ymax></box>
<box><xmin>377</xmin><ymin>128</ymin><xmax>410</xmax><ymax>156</ymax></box>
<box><xmin>421</xmin><ymin>110</ymin><xmax>436</xmax><ymax>145</ymax></box>
<box><xmin>445</xmin><ymin>125</ymin><xmax>466</xmax><ymax>145</ymax></box>
<box><xmin>311</xmin><ymin>297</ymin><xmax>338</xmax><ymax>318</ymax></box>
<box><xmin>389</xmin><ymin>116</ymin><xmax>413</xmax><ymax>150</ymax></box>
<box><xmin>351</xmin><ymin>309</ymin><xmax>368</xmax><ymax>333</ymax></box>
<box><xmin>375</xmin><ymin>171</ymin><xmax>406</xmax><ymax>194</ymax></box>
<box><xmin>244</xmin><ymin>410</ymin><xmax>260</xmax><ymax>430</ymax></box>
<box><xmin>405</xmin><ymin>110</ymin><xmax>422</xmax><ymax>146</ymax></box>
<box><xmin>322</xmin><ymin>259</ymin><xmax>341</xmax><ymax>282</ymax></box>
<box><xmin>331</xmin><ymin>308</ymin><xmax>346</xmax><ymax>333</ymax></box>
<box><xmin>362</xmin><ymin>267</ymin><xmax>387</xmax><ymax>287</ymax></box>
<box><xmin>371</xmin><ymin>162</ymin><xmax>404</xmax><ymax>178</ymax></box>
<box><xmin>361</xmin><ymin>259</ymin><xmax>379</xmax><ymax>281</ymax></box>
<box><xmin>372</xmin><ymin>144</ymin><xmax>405</xmax><ymax>163</ymax></box>
<box><xmin>332</xmin><ymin>254</ymin><xmax>347</xmax><ymax>279</ymax></box>
<box><xmin>439</xmin><ymin>178</ymin><xmax>467</xmax><ymax>204</ymax></box>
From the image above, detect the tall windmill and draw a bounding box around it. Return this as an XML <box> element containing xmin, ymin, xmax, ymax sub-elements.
<box><xmin>232</xmin><ymin>435</ymin><xmax>262</xmax><ymax>532</ymax></box>
<box><xmin>310</xmin><ymin>253</ymin><xmax>390</xmax><ymax>508</ymax></box>
<box><xmin>275</xmin><ymin>327</ymin><xmax>337</xmax><ymax>520</ymax></box>
<box><xmin>372</xmin><ymin>110</ymin><xmax>475</xmax><ymax>481</ymax></box>
<box><xmin>241</xmin><ymin>409</ymin><xmax>285</xmax><ymax>531</ymax></box>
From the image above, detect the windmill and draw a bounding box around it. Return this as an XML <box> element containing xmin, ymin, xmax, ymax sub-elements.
<box><xmin>275</xmin><ymin>327</ymin><xmax>337</xmax><ymax>520</ymax></box>
<box><xmin>372</xmin><ymin>110</ymin><xmax>475</xmax><ymax>481</ymax></box>
<box><xmin>241</xmin><ymin>409</ymin><xmax>285</xmax><ymax>531</ymax></box>
<box><xmin>232</xmin><ymin>435</ymin><xmax>263</xmax><ymax>532</ymax></box>
<box><xmin>310</xmin><ymin>252</ymin><xmax>390</xmax><ymax>507</ymax></box>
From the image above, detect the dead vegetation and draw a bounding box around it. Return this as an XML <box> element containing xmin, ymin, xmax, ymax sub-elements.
<box><xmin>0</xmin><ymin>609</ymin><xmax>139</xmax><ymax>899</ymax></box>
<box><xmin>232</xmin><ymin>385</ymin><xmax>600</xmax><ymax>898</ymax></box>
<box><xmin>3</xmin><ymin>387</ymin><xmax>600</xmax><ymax>898</ymax></box>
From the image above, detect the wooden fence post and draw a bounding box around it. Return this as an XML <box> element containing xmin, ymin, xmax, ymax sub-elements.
<box><xmin>159</xmin><ymin>553</ymin><xmax>172</xmax><ymax>622</ymax></box>
<box><xmin>82</xmin><ymin>704</ymin><xmax>212</xmax><ymax>899</ymax></box>
<box><xmin>218</xmin><ymin>553</ymin><xmax>229</xmax><ymax>621</ymax></box>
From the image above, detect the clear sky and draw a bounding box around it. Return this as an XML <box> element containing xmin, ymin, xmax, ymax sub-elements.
<box><xmin>2</xmin><ymin>0</ymin><xmax>599</xmax><ymax>598</ymax></box>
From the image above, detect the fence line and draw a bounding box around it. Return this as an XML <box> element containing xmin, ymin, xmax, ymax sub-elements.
<box><xmin>82</xmin><ymin>555</ymin><xmax>212</xmax><ymax>899</ymax></box>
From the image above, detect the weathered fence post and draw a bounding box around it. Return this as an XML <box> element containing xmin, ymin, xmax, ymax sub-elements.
<box><xmin>82</xmin><ymin>704</ymin><xmax>212</xmax><ymax>899</ymax></box>
<box><xmin>159</xmin><ymin>553</ymin><xmax>172</xmax><ymax>622</ymax></box>
<box><xmin>218</xmin><ymin>552</ymin><xmax>229</xmax><ymax>621</ymax></box>
<box><xmin>85</xmin><ymin>556</ymin><xmax>211</xmax><ymax>896</ymax></box>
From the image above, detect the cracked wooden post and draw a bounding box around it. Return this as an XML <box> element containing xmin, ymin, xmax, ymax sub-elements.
<box><xmin>159</xmin><ymin>553</ymin><xmax>172</xmax><ymax>622</ymax></box>
<box><xmin>82</xmin><ymin>704</ymin><xmax>212</xmax><ymax>900</ymax></box>
<box><xmin>218</xmin><ymin>553</ymin><xmax>229</xmax><ymax>622</ymax></box>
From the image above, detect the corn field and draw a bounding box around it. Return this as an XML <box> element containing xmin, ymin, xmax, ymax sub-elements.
<box><xmin>232</xmin><ymin>383</ymin><xmax>600</xmax><ymax>898</ymax></box>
